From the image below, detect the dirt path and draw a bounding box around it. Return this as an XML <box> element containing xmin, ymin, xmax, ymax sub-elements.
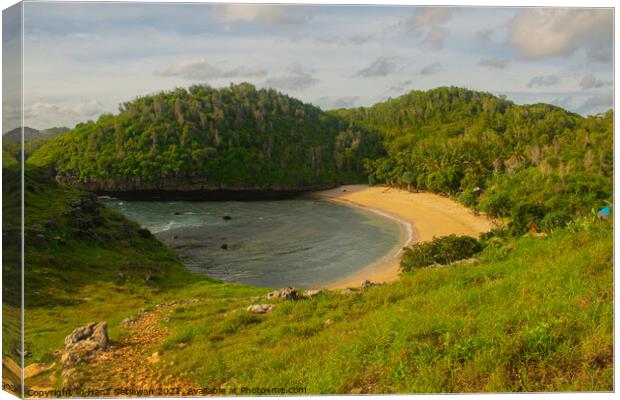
<box><xmin>78</xmin><ymin>302</ymin><xmax>197</xmax><ymax>396</ymax></box>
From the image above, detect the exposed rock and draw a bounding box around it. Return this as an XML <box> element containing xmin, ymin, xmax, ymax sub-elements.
<box><xmin>221</xmin><ymin>244</ymin><xmax>228</xmax><ymax>250</ymax></box>
<box><xmin>266</xmin><ymin>287</ymin><xmax>298</xmax><ymax>300</ymax></box>
<box><xmin>247</xmin><ymin>304</ymin><xmax>276</xmax><ymax>314</ymax></box>
<box><xmin>62</xmin><ymin>322</ymin><xmax>108</xmax><ymax>368</ymax></box>
<box><xmin>222</xmin><ymin>215</ymin><xmax>232</xmax><ymax>220</ymax></box>
<box><xmin>178</xmin><ymin>342</ymin><xmax>188</xmax><ymax>349</ymax></box>
<box><xmin>24</xmin><ymin>362</ymin><xmax>56</xmax><ymax>379</ymax></box>
<box><xmin>324</xmin><ymin>319</ymin><xmax>334</xmax><ymax>327</ymax></box>
<box><xmin>362</xmin><ymin>280</ymin><xmax>375</xmax><ymax>288</ymax></box>
<box><xmin>64</xmin><ymin>322</ymin><xmax>108</xmax><ymax>350</ymax></box>
<box><xmin>302</xmin><ymin>289</ymin><xmax>322</xmax><ymax>299</ymax></box>
<box><xmin>13</xmin><ymin>349</ymin><xmax>32</xmax><ymax>358</ymax></box>
<box><xmin>137</xmin><ymin>228</ymin><xmax>152</xmax><ymax>238</ymax></box>
<box><xmin>147</xmin><ymin>352</ymin><xmax>160</xmax><ymax>364</ymax></box>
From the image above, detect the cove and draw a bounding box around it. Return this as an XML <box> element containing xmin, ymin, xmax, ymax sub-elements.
<box><xmin>103</xmin><ymin>197</ymin><xmax>402</xmax><ymax>289</ymax></box>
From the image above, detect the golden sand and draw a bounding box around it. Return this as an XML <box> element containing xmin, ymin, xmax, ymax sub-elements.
<box><xmin>311</xmin><ymin>185</ymin><xmax>495</xmax><ymax>289</ymax></box>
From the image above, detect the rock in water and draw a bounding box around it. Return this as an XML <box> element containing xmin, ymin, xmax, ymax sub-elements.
<box><xmin>247</xmin><ymin>304</ymin><xmax>275</xmax><ymax>314</ymax></box>
<box><xmin>266</xmin><ymin>287</ymin><xmax>298</xmax><ymax>300</ymax></box>
<box><xmin>222</xmin><ymin>215</ymin><xmax>232</xmax><ymax>220</ymax></box>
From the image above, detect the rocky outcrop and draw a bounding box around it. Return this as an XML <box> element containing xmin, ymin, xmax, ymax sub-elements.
<box><xmin>55</xmin><ymin>175</ymin><xmax>337</xmax><ymax>200</ymax></box>
<box><xmin>266</xmin><ymin>287</ymin><xmax>299</xmax><ymax>300</ymax></box>
<box><xmin>247</xmin><ymin>304</ymin><xmax>276</xmax><ymax>314</ymax></box>
<box><xmin>61</xmin><ymin>322</ymin><xmax>109</xmax><ymax>389</ymax></box>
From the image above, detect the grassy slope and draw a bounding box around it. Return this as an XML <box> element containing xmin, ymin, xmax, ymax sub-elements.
<box><xmin>4</xmin><ymin>169</ymin><xmax>266</xmax><ymax>367</ymax></box>
<box><xmin>155</xmin><ymin>218</ymin><xmax>612</xmax><ymax>393</ymax></box>
<box><xmin>6</xmin><ymin>169</ymin><xmax>612</xmax><ymax>393</ymax></box>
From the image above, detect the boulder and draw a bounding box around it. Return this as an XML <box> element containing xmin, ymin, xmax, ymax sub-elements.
<box><xmin>247</xmin><ymin>304</ymin><xmax>276</xmax><ymax>314</ymax></box>
<box><xmin>302</xmin><ymin>289</ymin><xmax>322</xmax><ymax>299</ymax></box>
<box><xmin>222</xmin><ymin>215</ymin><xmax>232</xmax><ymax>220</ymax></box>
<box><xmin>62</xmin><ymin>322</ymin><xmax>108</xmax><ymax>368</ymax></box>
<box><xmin>64</xmin><ymin>322</ymin><xmax>108</xmax><ymax>349</ymax></box>
<box><xmin>266</xmin><ymin>287</ymin><xmax>298</xmax><ymax>300</ymax></box>
<box><xmin>362</xmin><ymin>280</ymin><xmax>375</xmax><ymax>289</ymax></box>
<box><xmin>147</xmin><ymin>352</ymin><xmax>160</xmax><ymax>364</ymax></box>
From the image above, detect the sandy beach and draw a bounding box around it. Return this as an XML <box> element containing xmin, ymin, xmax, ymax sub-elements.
<box><xmin>312</xmin><ymin>185</ymin><xmax>495</xmax><ymax>289</ymax></box>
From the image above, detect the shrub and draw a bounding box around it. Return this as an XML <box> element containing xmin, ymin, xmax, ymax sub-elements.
<box><xmin>400</xmin><ymin>234</ymin><xmax>483</xmax><ymax>272</ymax></box>
<box><xmin>457</xmin><ymin>191</ymin><xmax>477</xmax><ymax>208</ymax></box>
<box><xmin>481</xmin><ymin>192</ymin><xmax>512</xmax><ymax>217</ymax></box>
<box><xmin>540</xmin><ymin>211</ymin><xmax>572</xmax><ymax>232</ymax></box>
<box><xmin>510</xmin><ymin>202</ymin><xmax>547</xmax><ymax>234</ymax></box>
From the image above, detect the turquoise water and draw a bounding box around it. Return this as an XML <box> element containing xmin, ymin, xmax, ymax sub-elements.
<box><xmin>103</xmin><ymin>197</ymin><xmax>401</xmax><ymax>289</ymax></box>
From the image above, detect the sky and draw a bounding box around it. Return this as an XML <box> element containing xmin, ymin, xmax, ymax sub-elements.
<box><xmin>2</xmin><ymin>2</ymin><xmax>615</xmax><ymax>131</ymax></box>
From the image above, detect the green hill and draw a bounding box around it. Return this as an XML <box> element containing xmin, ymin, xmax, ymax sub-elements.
<box><xmin>333</xmin><ymin>86</ymin><xmax>612</xmax><ymax>229</ymax></box>
<box><xmin>11</xmin><ymin>85</ymin><xmax>614</xmax><ymax>393</ymax></box>
<box><xmin>3</xmin><ymin>126</ymin><xmax>70</xmax><ymax>162</ymax></box>
<box><xmin>28</xmin><ymin>83</ymin><xmax>381</xmax><ymax>194</ymax></box>
<box><xmin>8</xmin><ymin>166</ymin><xmax>613</xmax><ymax>393</ymax></box>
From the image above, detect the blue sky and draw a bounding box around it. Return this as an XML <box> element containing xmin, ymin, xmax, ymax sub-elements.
<box><xmin>4</xmin><ymin>3</ymin><xmax>614</xmax><ymax>131</ymax></box>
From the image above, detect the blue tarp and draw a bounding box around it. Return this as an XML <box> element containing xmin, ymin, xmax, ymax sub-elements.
<box><xmin>598</xmin><ymin>206</ymin><xmax>611</xmax><ymax>216</ymax></box>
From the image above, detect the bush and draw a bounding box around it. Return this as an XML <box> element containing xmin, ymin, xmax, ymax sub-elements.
<box><xmin>510</xmin><ymin>202</ymin><xmax>547</xmax><ymax>234</ymax></box>
<box><xmin>540</xmin><ymin>211</ymin><xmax>572</xmax><ymax>232</ymax></box>
<box><xmin>400</xmin><ymin>234</ymin><xmax>483</xmax><ymax>272</ymax></box>
<box><xmin>457</xmin><ymin>191</ymin><xmax>477</xmax><ymax>208</ymax></box>
<box><xmin>481</xmin><ymin>192</ymin><xmax>512</xmax><ymax>217</ymax></box>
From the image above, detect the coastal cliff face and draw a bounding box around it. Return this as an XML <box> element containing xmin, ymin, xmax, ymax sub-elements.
<box><xmin>55</xmin><ymin>174</ymin><xmax>338</xmax><ymax>199</ymax></box>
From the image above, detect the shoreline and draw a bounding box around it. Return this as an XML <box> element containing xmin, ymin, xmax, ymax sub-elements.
<box><xmin>310</xmin><ymin>185</ymin><xmax>495</xmax><ymax>289</ymax></box>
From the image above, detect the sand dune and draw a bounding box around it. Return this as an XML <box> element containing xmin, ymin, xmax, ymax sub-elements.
<box><xmin>312</xmin><ymin>185</ymin><xmax>496</xmax><ymax>289</ymax></box>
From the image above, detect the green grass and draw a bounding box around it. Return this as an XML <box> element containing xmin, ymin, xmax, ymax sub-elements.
<box><xmin>5</xmin><ymin>167</ymin><xmax>613</xmax><ymax>393</ymax></box>
<box><xmin>155</xmin><ymin>218</ymin><xmax>612</xmax><ymax>393</ymax></box>
<box><xmin>3</xmin><ymin>168</ymin><xmax>267</xmax><ymax>366</ymax></box>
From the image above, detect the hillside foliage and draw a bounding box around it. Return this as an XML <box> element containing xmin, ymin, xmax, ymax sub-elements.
<box><xmin>28</xmin><ymin>83</ymin><xmax>382</xmax><ymax>188</ymax></box>
<box><xmin>332</xmin><ymin>87</ymin><xmax>612</xmax><ymax>227</ymax></box>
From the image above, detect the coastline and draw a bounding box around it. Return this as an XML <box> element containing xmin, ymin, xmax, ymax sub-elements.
<box><xmin>311</xmin><ymin>185</ymin><xmax>495</xmax><ymax>289</ymax></box>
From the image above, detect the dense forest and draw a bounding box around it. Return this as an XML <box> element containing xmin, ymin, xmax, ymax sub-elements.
<box><xmin>28</xmin><ymin>83</ymin><xmax>382</xmax><ymax>191</ymax></box>
<box><xmin>28</xmin><ymin>85</ymin><xmax>612</xmax><ymax>229</ymax></box>
<box><xmin>333</xmin><ymin>87</ymin><xmax>613</xmax><ymax>231</ymax></box>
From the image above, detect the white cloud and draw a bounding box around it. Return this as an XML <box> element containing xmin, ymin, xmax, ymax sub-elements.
<box><xmin>400</xmin><ymin>7</ymin><xmax>452</xmax><ymax>50</ymax></box>
<box><xmin>263</xmin><ymin>63</ymin><xmax>319</xmax><ymax>91</ymax></box>
<box><xmin>479</xmin><ymin>58</ymin><xmax>510</xmax><ymax>69</ymax></box>
<box><xmin>509</xmin><ymin>9</ymin><xmax>612</xmax><ymax>61</ymax></box>
<box><xmin>22</xmin><ymin>99</ymin><xmax>104</xmax><ymax>129</ymax></box>
<box><xmin>218</xmin><ymin>4</ymin><xmax>315</xmax><ymax>25</ymax></box>
<box><xmin>158</xmin><ymin>59</ymin><xmax>268</xmax><ymax>80</ymax></box>
<box><xmin>579</xmin><ymin>74</ymin><xmax>612</xmax><ymax>90</ymax></box>
<box><xmin>356</xmin><ymin>57</ymin><xmax>400</xmax><ymax>78</ymax></box>
<box><xmin>527</xmin><ymin>75</ymin><xmax>561</xmax><ymax>88</ymax></box>
<box><xmin>577</xmin><ymin>92</ymin><xmax>613</xmax><ymax>115</ymax></box>
<box><xmin>419</xmin><ymin>62</ymin><xmax>441</xmax><ymax>76</ymax></box>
